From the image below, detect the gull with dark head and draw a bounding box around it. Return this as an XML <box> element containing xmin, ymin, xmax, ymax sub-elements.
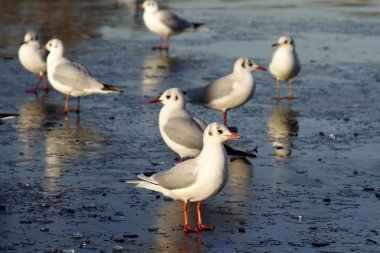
<box><xmin>269</xmin><ymin>35</ymin><xmax>301</xmax><ymax>100</ymax></box>
<box><xmin>151</xmin><ymin>88</ymin><xmax>256</xmax><ymax>161</ymax></box>
<box><xmin>139</xmin><ymin>0</ymin><xmax>206</xmax><ymax>51</ymax></box>
<box><xmin>130</xmin><ymin>122</ymin><xmax>241</xmax><ymax>232</ymax></box>
<box><xmin>186</xmin><ymin>57</ymin><xmax>266</xmax><ymax>132</ymax></box>
<box><xmin>18</xmin><ymin>31</ymin><xmax>50</xmax><ymax>93</ymax></box>
<box><xmin>44</xmin><ymin>38</ymin><xmax>122</xmax><ymax>116</ymax></box>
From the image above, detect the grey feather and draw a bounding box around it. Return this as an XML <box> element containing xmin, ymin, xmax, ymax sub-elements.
<box><xmin>150</xmin><ymin>160</ymin><xmax>199</xmax><ymax>190</ymax></box>
<box><xmin>157</xmin><ymin>10</ymin><xmax>192</xmax><ymax>32</ymax></box>
<box><xmin>53</xmin><ymin>62</ymin><xmax>104</xmax><ymax>91</ymax></box>
<box><xmin>163</xmin><ymin>116</ymin><xmax>204</xmax><ymax>150</ymax></box>
<box><xmin>188</xmin><ymin>75</ymin><xmax>234</xmax><ymax>103</ymax></box>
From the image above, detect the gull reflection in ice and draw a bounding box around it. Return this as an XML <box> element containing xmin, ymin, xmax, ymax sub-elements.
<box><xmin>44</xmin><ymin>121</ymin><xmax>105</xmax><ymax>190</ymax></box>
<box><xmin>267</xmin><ymin>102</ymin><xmax>298</xmax><ymax>157</ymax></box>
<box><xmin>16</xmin><ymin>96</ymin><xmax>50</xmax><ymax>158</ymax></box>
<box><xmin>225</xmin><ymin>157</ymin><xmax>254</xmax><ymax>199</ymax></box>
<box><xmin>141</xmin><ymin>53</ymin><xmax>171</xmax><ymax>96</ymax></box>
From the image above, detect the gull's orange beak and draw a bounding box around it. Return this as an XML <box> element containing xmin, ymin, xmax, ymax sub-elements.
<box><xmin>256</xmin><ymin>65</ymin><xmax>266</xmax><ymax>71</ymax></box>
<box><xmin>40</xmin><ymin>45</ymin><xmax>47</xmax><ymax>50</ymax></box>
<box><xmin>150</xmin><ymin>99</ymin><xmax>162</xmax><ymax>103</ymax></box>
<box><xmin>227</xmin><ymin>133</ymin><xmax>241</xmax><ymax>139</ymax></box>
<box><xmin>138</xmin><ymin>5</ymin><xmax>144</xmax><ymax>10</ymax></box>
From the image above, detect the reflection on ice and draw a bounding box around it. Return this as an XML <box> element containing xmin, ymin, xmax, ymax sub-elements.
<box><xmin>225</xmin><ymin>157</ymin><xmax>254</xmax><ymax>198</ymax></box>
<box><xmin>267</xmin><ymin>102</ymin><xmax>298</xmax><ymax>157</ymax></box>
<box><xmin>44</xmin><ymin>121</ymin><xmax>105</xmax><ymax>184</ymax></box>
<box><xmin>141</xmin><ymin>53</ymin><xmax>171</xmax><ymax>94</ymax></box>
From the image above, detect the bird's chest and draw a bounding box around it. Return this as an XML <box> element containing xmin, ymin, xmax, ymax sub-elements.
<box><xmin>143</xmin><ymin>13</ymin><xmax>171</xmax><ymax>35</ymax></box>
<box><xmin>190</xmin><ymin>158</ymin><xmax>228</xmax><ymax>201</ymax></box>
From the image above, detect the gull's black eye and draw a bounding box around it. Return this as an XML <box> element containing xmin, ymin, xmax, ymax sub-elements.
<box><xmin>241</xmin><ymin>63</ymin><xmax>245</xmax><ymax>68</ymax></box>
<box><xmin>248</xmin><ymin>61</ymin><xmax>253</xmax><ymax>67</ymax></box>
<box><xmin>284</xmin><ymin>40</ymin><xmax>288</xmax><ymax>44</ymax></box>
<box><xmin>166</xmin><ymin>95</ymin><xmax>171</xmax><ymax>99</ymax></box>
<box><xmin>217</xmin><ymin>129</ymin><xmax>223</xmax><ymax>134</ymax></box>
<box><xmin>175</xmin><ymin>95</ymin><xmax>178</xmax><ymax>101</ymax></box>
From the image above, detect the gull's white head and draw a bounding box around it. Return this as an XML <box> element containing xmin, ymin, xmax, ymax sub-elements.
<box><xmin>44</xmin><ymin>38</ymin><xmax>65</xmax><ymax>57</ymax></box>
<box><xmin>151</xmin><ymin>88</ymin><xmax>185</xmax><ymax>109</ymax></box>
<box><xmin>204</xmin><ymin>122</ymin><xmax>241</xmax><ymax>144</ymax></box>
<box><xmin>272</xmin><ymin>36</ymin><xmax>296</xmax><ymax>50</ymax></box>
<box><xmin>140</xmin><ymin>0</ymin><xmax>159</xmax><ymax>12</ymax></box>
<box><xmin>233</xmin><ymin>57</ymin><xmax>266</xmax><ymax>74</ymax></box>
<box><xmin>22</xmin><ymin>31</ymin><xmax>40</xmax><ymax>45</ymax></box>
<box><xmin>24</xmin><ymin>32</ymin><xmax>39</xmax><ymax>42</ymax></box>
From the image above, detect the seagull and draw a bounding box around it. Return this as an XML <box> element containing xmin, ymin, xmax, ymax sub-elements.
<box><xmin>130</xmin><ymin>122</ymin><xmax>241</xmax><ymax>232</ymax></box>
<box><xmin>186</xmin><ymin>57</ymin><xmax>266</xmax><ymax>132</ymax></box>
<box><xmin>268</xmin><ymin>36</ymin><xmax>301</xmax><ymax>100</ymax></box>
<box><xmin>18</xmin><ymin>31</ymin><xmax>49</xmax><ymax>93</ymax></box>
<box><xmin>139</xmin><ymin>0</ymin><xmax>206</xmax><ymax>51</ymax></box>
<box><xmin>0</xmin><ymin>114</ymin><xmax>19</xmax><ymax>125</ymax></box>
<box><xmin>43</xmin><ymin>38</ymin><xmax>122</xmax><ymax>115</ymax></box>
<box><xmin>151</xmin><ymin>88</ymin><xmax>256</xmax><ymax>161</ymax></box>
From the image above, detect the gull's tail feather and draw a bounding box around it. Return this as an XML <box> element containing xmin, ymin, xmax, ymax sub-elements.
<box><xmin>224</xmin><ymin>144</ymin><xmax>257</xmax><ymax>158</ymax></box>
<box><xmin>0</xmin><ymin>113</ymin><xmax>20</xmax><ymax>120</ymax></box>
<box><xmin>191</xmin><ymin>23</ymin><xmax>210</xmax><ymax>32</ymax></box>
<box><xmin>102</xmin><ymin>83</ymin><xmax>123</xmax><ymax>93</ymax></box>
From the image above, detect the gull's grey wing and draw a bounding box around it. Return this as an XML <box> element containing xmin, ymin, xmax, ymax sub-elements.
<box><xmin>151</xmin><ymin>160</ymin><xmax>199</xmax><ymax>190</ymax></box>
<box><xmin>53</xmin><ymin>61</ymin><xmax>103</xmax><ymax>91</ymax></box>
<box><xmin>157</xmin><ymin>10</ymin><xmax>191</xmax><ymax>31</ymax></box>
<box><xmin>188</xmin><ymin>75</ymin><xmax>235</xmax><ymax>104</ymax></box>
<box><xmin>202</xmin><ymin>75</ymin><xmax>235</xmax><ymax>103</ymax></box>
<box><xmin>163</xmin><ymin>116</ymin><xmax>204</xmax><ymax>150</ymax></box>
<box><xmin>192</xmin><ymin>116</ymin><xmax>207</xmax><ymax>130</ymax></box>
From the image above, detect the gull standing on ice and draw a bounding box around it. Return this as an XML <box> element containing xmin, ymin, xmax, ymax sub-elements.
<box><xmin>18</xmin><ymin>31</ymin><xmax>50</xmax><ymax>93</ymax></box>
<box><xmin>186</xmin><ymin>57</ymin><xmax>266</xmax><ymax>132</ymax></box>
<box><xmin>139</xmin><ymin>0</ymin><xmax>206</xmax><ymax>51</ymax></box>
<box><xmin>130</xmin><ymin>122</ymin><xmax>241</xmax><ymax>232</ymax></box>
<box><xmin>151</xmin><ymin>88</ymin><xmax>256</xmax><ymax>161</ymax></box>
<box><xmin>269</xmin><ymin>36</ymin><xmax>301</xmax><ymax>100</ymax></box>
<box><xmin>44</xmin><ymin>38</ymin><xmax>122</xmax><ymax>115</ymax></box>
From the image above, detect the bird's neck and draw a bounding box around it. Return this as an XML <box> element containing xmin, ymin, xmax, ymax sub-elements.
<box><xmin>234</xmin><ymin>69</ymin><xmax>253</xmax><ymax>83</ymax></box>
<box><xmin>198</xmin><ymin>141</ymin><xmax>226</xmax><ymax>163</ymax></box>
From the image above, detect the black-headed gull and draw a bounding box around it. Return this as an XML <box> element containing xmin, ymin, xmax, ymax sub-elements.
<box><xmin>18</xmin><ymin>31</ymin><xmax>50</xmax><ymax>93</ymax></box>
<box><xmin>151</xmin><ymin>88</ymin><xmax>256</xmax><ymax>161</ymax></box>
<box><xmin>43</xmin><ymin>38</ymin><xmax>122</xmax><ymax>115</ymax></box>
<box><xmin>0</xmin><ymin>114</ymin><xmax>19</xmax><ymax>125</ymax></box>
<box><xmin>139</xmin><ymin>0</ymin><xmax>206</xmax><ymax>51</ymax></box>
<box><xmin>131</xmin><ymin>122</ymin><xmax>241</xmax><ymax>232</ymax></box>
<box><xmin>186</xmin><ymin>57</ymin><xmax>266</xmax><ymax>132</ymax></box>
<box><xmin>269</xmin><ymin>36</ymin><xmax>301</xmax><ymax>100</ymax></box>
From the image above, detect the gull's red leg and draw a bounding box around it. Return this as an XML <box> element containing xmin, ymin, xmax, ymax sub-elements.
<box><xmin>274</xmin><ymin>79</ymin><xmax>283</xmax><ymax>100</ymax></box>
<box><xmin>57</xmin><ymin>95</ymin><xmax>69</xmax><ymax>115</ymax></box>
<box><xmin>165</xmin><ymin>36</ymin><xmax>170</xmax><ymax>51</ymax></box>
<box><xmin>223</xmin><ymin>111</ymin><xmax>238</xmax><ymax>132</ymax></box>
<box><xmin>183</xmin><ymin>202</ymin><xmax>198</xmax><ymax>233</ymax></box>
<box><xmin>41</xmin><ymin>74</ymin><xmax>50</xmax><ymax>92</ymax></box>
<box><xmin>223</xmin><ymin>111</ymin><xmax>227</xmax><ymax>126</ymax></box>
<box><xmin>70</xmin><ymin>97</ymin><xmax>80</xmax><ymax>113</ymax></box>
<box><xmin>197</xmin><ymin>202</ymin><xmax>214</xmax><ymax>231</ymax></box>
<box><xmin>26</xmin><ymin>74</ymin><xmax>43</xmax><ymax>93</ymax></box>
<box><xmin>287</xmin><ymin>79</ymin><xmax>296</xmax><ymax>100</ymax></box>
